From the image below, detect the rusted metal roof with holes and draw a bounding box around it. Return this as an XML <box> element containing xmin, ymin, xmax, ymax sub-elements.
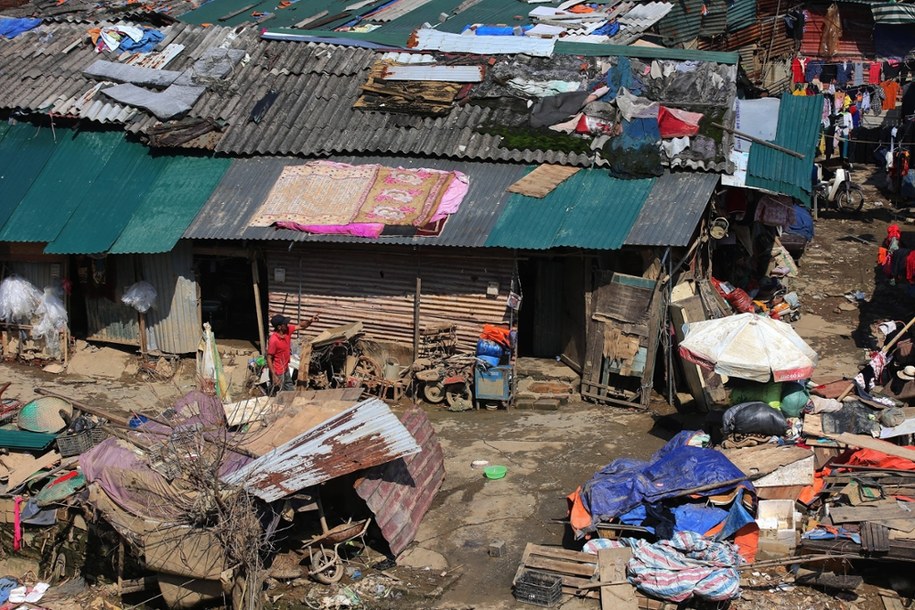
<box><xmin>221</xmin><ymin>398</ymin><xmax>422</xmax><ymax>502</ymax></box>
<box><xmin>355</xmin><ymin>408</ymin><xmax>445</xmax><ymax>557</ymax></box>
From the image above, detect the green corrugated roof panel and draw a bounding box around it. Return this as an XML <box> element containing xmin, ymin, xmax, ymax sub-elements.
<box><xmin>0</xmin><ymin>124</ymin><xmax>59</xmax><ymax>232</ymax></box>
<box><xmin>44</xmin><ymin>142</ymin><xmax>171</xmax><ymax>254</ymax></box>
<box><xmin>109</xmin><ymin>155</ymin><xmax>232</xmax><ymax>254</ymax></box>
<box><xmin>485</xmin><ymin>169</ymin><xmax>653</xmax><ymax>250</ymax></box>
<box><xmin>657</xmin><ymin>0</ymin><xmax>703</xmax><ymax>46</ymax></box>
<box><xmin>745</xmin><ymin>93</ymin><xmax>823</xmax><ymax>203</ymax></box>
<box><xmin>0</xmin><ymin>428</ymin><xmax>57</xmax><ymax>451</ymax></box>
<box><xmin>726</xmin><ymin>0</ymin><xmax>757</xmax><ymax>32</ymax></box>
<box><xmin>181</xmin><ymin>0</ymin><xmax>355</xmax><ymax>29</ymax></box>
<box><xmin>0</xmin><ymin>130</ymin><xmax>124</xmax><ymax>243</ymax></box>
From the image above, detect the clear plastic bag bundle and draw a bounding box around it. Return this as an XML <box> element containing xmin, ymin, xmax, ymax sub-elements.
<box><xmin>121</xmin><ymin>281</ymin><xmax>157</xmax><ymax>313</ymax></box>
<box><xmin>32</xmin><ymin>287</ymin><xmax>68</xmax><ymax>356</ymax></box>
<box><xmin>0</xmin><ymin>275</ymin><xmax>42</xmax><ymax>323</ymax></box>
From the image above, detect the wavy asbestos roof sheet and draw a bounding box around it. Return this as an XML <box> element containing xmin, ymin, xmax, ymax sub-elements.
<box><xmin>222</xmin><ymin>398</ymin><xmax>422</xmax><ymax>502</ymax></box>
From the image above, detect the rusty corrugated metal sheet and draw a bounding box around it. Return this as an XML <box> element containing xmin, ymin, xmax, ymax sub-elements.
<box><xmin>801</xmin><ymin>3</ymin><xmax>875</xmax><ymax>59</ymax></box>
<box><xmin>222</xmin><ymin>398</ymin><xmax>421</xmax><ymax>502</ymax></box>
<box><xmin>266</xmin><ymin>245</ymin><xmax>514</xmax><ymax>351</ymax></box>
<box><xmin>355</xmin><ymin>408</ymin><xmax>444</xmax><ymax>556</ymax></box>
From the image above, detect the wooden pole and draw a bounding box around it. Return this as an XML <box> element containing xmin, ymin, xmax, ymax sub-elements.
<box><xmin>712</xmin><ymin>122</ymin><xmax>805</xmax><ymax>159</ymax></box>
<box><xmin>413</xmin><ymin>275</ymin><xmax>421</xmax><ymax>360</ymax></box>
<box><xmin>138</xmin><ymin>312</ymin><xmax>148</xmax><ymax>355</ymax></box>
<box><xmin>837</xmin><ymin>313</ymin><xmax>915</xmax><ymax>401</ymax></box>
<box><xmin>252</xmin><ymin>256</ymin><xmax>267</xmax><ymax>357</ymax></box>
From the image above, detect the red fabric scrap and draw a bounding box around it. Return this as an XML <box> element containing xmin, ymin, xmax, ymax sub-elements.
<box><xmin>658</xmin><ymin>106</ymin><xmax>702</xmax><ymax>138</ymax></box>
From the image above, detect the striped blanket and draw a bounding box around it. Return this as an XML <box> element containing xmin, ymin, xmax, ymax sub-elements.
<box><xmin>626</xmin><ymin>531</ymin><xmax>742</xmax><ymax>602</ymax></box>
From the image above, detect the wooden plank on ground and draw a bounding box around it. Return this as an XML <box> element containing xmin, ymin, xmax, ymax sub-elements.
<box><xmin>599</xmin><ymin>548</ymin><xmax>637</xmax><ymax>610</ymax></box>
<box><xmin>829</xmin><ymin>505</ymin><xmax>915</xmax><ymax>524</ymax></box>
<box><xmin>507</xmin><ymin>165</ymin><xmax>580</xmax><ymax>198</ymax></box>
<box><xmin>825</xmin><ymin>432</ymin><xmax>915</xmax><ymax>463</ymax></box>
<box><xmin>525</xmin><ymin>555</ymin><xmax>598</xmax><ymax>578</ymax></box>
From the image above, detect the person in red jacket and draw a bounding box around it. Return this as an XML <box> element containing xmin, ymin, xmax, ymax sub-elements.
<box><xmin>267</xmin><ymin>313</ymin><xmax>318</xmax><ymax>393</ymax></box>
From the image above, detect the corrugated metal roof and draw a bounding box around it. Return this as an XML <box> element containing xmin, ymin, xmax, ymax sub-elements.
<box><xmin>222</xmin><ymin>398</ymin><xmax>422</xmax><ymax>502</ymax></box>
<box><xmin>0</xmin><ymin>128</ymin><xmax>124</xmax><ymax>243</ymax></box>
<box><xmin>873</xmin><ymin>3</ymin><xmax>915</xmax><ymax>24</ymax></box>
<box><xmin>0</xmin><ymin>124</ymin><xmax>229</xmax><ymax>253</ymax></box>
<box><xmin>700</xmin><ymin>0</ymin><xmax>728</xmax><ymax>38</ymax></box>
<box><xmin>44</xmin><ymin>140</ymin><xmax>171</xmax><ymax>254</ymax></box>
<box><xmin>108</xmin><ymin>155</ymin><xmax>231</xmax><ymax>254</ymax></box>
<box><xmin>184</xmin><ymin>155</ymin><xmax>528</xmax><ymax>246</ymax></box>
<box><xmin>624</xmin><ymin>171</ymin><xmax>717</xmax><ymax>246</ymax></box>
<box><xmin>726</xmin><ymin>0</ymin><xmax>756</xmax><ymax>32</ymax></box>
<box><xmin>485</xmin><ymin>169</ymin><xmax>654</xmax><ymax>250</ymax></box>
<box><xmin>354</xmin><ymin>407</ymin><xmax>444</xmax><ymax>557</ymax></box>
<box><xmin>745</xmin><ymin>93</ymin><xmax>822</xmax><ymax>203</ymax></box>
<box><xmin>0</xmin><ymin>120</ymin><xmax>58</xmax><ymax>230</ymax></box>
<box><xmin>800</xmin><ymin>3</ymin><xmax>875</xmax><ymax>59</ymax></box>
<box><xmin>656</xmin><ymin>0</ymin><xmax>704</xmax><ymax>46</ymax></box>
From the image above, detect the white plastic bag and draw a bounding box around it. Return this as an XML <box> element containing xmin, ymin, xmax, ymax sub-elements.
<box><xmin>32</xmin><ymin>287</ymin><xmax>68</xmax><ymax>356</ymax></box>
<box><xmin>0</xmin><ymin>275</ymin><xmax>42</xmax><ymax>323</ymax></box>
<box><xmin>121</xmin><ymin>281</ymin><xmax>157</xmax><ymax>313</ymax></box>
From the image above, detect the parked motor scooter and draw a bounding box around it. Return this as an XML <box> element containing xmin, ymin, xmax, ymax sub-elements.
<box><xmin>813</xmin><ymin>159</ymin><xmax>865</xmax><ymax>214</ymax></box>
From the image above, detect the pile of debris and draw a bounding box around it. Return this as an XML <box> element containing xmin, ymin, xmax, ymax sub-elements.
<box><xmin>512</xmin><ymin>311</ymin><xmax>915</xmax><ymax>609</ymax></box>
<box><xmin>0</xmin><ymin>377</ymin><xmax>445</xmax><ymax>608</ymax></box>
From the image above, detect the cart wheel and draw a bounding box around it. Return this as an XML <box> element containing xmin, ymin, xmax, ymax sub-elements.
<box><xmin>446</xmin><ymin>383</ymin><xmax>473</xmax><ymax>412</ymax></box>
<box><xmin>310</xmin><ymin>548</ymin><xmax>344</xmax><ymax>584</ymax></box>
<box><xmin>352</xmin><ymin>355</ymin><xmax>382</xmax><ymax>384</ymax></box>
<box><xmin>421</xmin><ymin>382</ymin><xmax>446</xmax><ymax>404</ymax></box>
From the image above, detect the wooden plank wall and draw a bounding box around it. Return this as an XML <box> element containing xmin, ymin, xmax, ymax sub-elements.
<box><xmin>266</xmin><ymin>245</ymin><xmax>514</xmax><ymax>351</ymax></box>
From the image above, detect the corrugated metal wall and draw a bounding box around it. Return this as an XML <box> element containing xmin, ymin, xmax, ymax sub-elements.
<box><xmin>85</xmin><ymin>243</ymin><xmax>200</xmax><ymax>353</ymax></box>
<box><xmin>86</xmin><ymin>257</ymin><xmax>139</xmax><ymax>346</ymax></box>
<box><xmin>142</xmin><ymin>241</ymin><xmax>200</xmax><ymax>354</ymax></box>
<box><xmin>266</xmin><ymin>245</ymin><xmax>514</xmax><ymax>351</ymax></box>
<box><xmin>5</xmin><ymin>260</ymin><xmax>65</xmax><ymax>292</ymax></box>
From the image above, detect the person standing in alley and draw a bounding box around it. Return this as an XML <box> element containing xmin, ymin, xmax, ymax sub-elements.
<box><xmin>267</xmin><ymin>313</ymin><xmax>318</xmax><ymax>393</ymax></box>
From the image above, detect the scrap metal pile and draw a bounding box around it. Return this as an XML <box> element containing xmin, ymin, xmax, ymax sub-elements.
<box><xmin>0</xmin><ymin>381</ymin><xmax>445</xmax><ymax>608</ymax></box>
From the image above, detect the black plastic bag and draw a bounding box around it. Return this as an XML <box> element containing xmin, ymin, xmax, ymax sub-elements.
<box><xmin>722</xmin><ymin>401</ymin><xmax>788</xmax><ymax>436</ymax></box>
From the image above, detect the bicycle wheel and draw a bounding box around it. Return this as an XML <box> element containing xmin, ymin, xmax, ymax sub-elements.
<box><xmin>836</xmin><ymin>183</ymin><xmax>865</xmax><ymax>212</ymax></box>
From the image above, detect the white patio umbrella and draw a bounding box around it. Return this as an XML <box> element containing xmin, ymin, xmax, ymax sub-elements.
<box><xmin>678</xmin><ymin>312</ymin><xmax>817</xmax><ymax>383</ymax></box>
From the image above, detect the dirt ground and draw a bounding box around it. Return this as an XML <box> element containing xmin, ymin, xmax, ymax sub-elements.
<box><xmin>2</xmin><ymin>165</ymin><xmax>915</xmax><ymax>610</ymax></box>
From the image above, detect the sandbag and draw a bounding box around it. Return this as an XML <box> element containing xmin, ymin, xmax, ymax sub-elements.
<box><xmin>722</xmin><ymin>401</ymin><xmax>788</xmax><ymax>436</ymax></box>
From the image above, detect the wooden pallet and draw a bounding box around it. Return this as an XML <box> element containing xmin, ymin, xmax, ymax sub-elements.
<box><xmin>513</xmin><ymin>543</ymin><xmax>600</xmax><ymax>599</ymax></box>
<box><xmin>513</xmin><ymin>544</ymin><xmax>674</xmax><ymax>609</ymax></box>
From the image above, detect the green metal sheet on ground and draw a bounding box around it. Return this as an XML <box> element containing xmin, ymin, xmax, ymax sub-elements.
<box><xmin>746</xmin><ymin>93</ymin><xmax>823</xmax><ymax>204</ymax></box>
<box><xmin>0</xmin><ymin>124</ymin><xmax>59</xmax><ymax>232</ymax></box>
<box><xmin>0</xmin><ymin>429</ymin><xmax>57</xmax><ymax>451</ymax></box>
<box><xmin>0</xmin><ymin>130</ymin><xmax>124</xmax><ymax>243</ymax></box>
<box><xmin>109</xmin><ymin>155</ymin><xmax>231</xmax><ymax>254</ymax></box>
<box><xmin>485</xmin><ymin>168</ymin><xmax>653</xmax><ymax>251</ymax></box>
<box><xmin>45</xmin><ymin>141</ymin><xmax>171</xmax><ymax>254</ymax></box>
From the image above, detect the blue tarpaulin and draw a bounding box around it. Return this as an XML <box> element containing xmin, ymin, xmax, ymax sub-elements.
<box><xmin>0</xmin><ymin>18</ymin><xmax>41</xmax><ymax>39</ymax></box>
<box><xmin>580</xmin><ymin>431</ymin><xmax>751</xmax><ymax>530</ymax></box>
